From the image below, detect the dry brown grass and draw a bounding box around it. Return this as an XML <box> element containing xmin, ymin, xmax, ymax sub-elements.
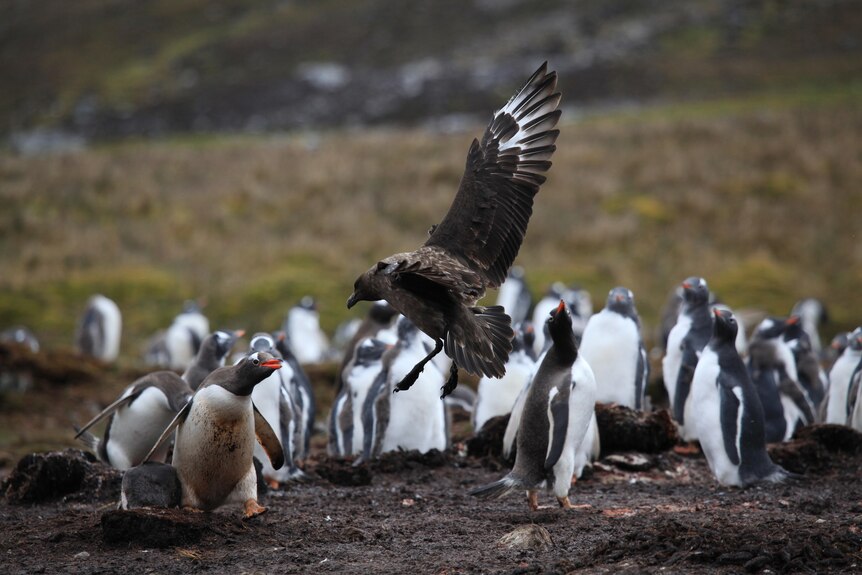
<box><xmin>1</xmin><ymin>101</ymin><xmax>861</xmax><ymax>355</ymax></box>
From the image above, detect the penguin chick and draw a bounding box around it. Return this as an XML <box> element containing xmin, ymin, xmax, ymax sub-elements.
<box><xmin>470</xmin><ymin>300</ymin><xmax>596</xmax><ymax>510</ymax></box>
<box><xmin>120</xmin><ymin>462</ymin><xmax>182</xmax><ymax>510</ymax></box>
<box><xmin>579</xmin><ymin>287</ymin><xmax>648</xmax><ymax>410</ymax></box>
<box><xmin>692</xmin><ymin>309</ymin><xmax>793</xmax><ymax>486</ymax></box>
<box><xmin>145</xmin><ymin>352</ymin><xmax>285</xmax><ymax>518</ymax></box>
<box><xmin>75</xmin><ymin>294</ymin><xmax>122</xmax><ymax>362</ymax></box>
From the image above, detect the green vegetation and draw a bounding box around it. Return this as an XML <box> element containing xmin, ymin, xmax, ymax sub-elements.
<box><xmin>2</xmin><ymin>96</ymin><xmax>860</xmax><ymax>359</ymax></box>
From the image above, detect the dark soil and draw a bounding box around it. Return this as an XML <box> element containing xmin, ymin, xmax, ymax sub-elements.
<box><xmin>1</xmin><ymin>345</ymin><xmax>861</xmax><ymax>574</ymax></box>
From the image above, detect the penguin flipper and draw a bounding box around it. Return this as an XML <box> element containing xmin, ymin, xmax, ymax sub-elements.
<box><xmin>253</xmin><ymin>405</ymin><xmax>285</xmax><ymax>470</ymax></box>
<box><xmin>635</xmin><ymin>344</ymin><xmax>648</xmax><ymax>410</ymax></box>
<box><xmin>673</xmin><ymin>342</ymin><xmax>698</xmax><ymax>424</ymax></box>
<box><xmin>143</xmin><ymin>398</ymin><xmax>192</xmax><ymax>463</ymax></box>
<box><xmin>717</xmin><ymin>374</ymin><xmax>741</xmax><ymax>466</ymax></box>
<box><xmin>74</xmin><ymin>392</ymin><xmax>138</xmax><ymax>438</ymax></box>
<box><xmin>544</xmin><ymin>383</ymin><xmax>571</xmax><ymax>470</ymax></box>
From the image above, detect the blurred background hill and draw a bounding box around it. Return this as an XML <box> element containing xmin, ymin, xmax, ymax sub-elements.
<box><xmin>1</xmin><ymin>0</ymin><xmax>861</xmax><ymax>354</ymax></box>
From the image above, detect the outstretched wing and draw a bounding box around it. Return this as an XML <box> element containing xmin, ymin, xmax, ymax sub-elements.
<box><xmin>424</xmin><ymin>62</ymin><xmax>561</xmax><ymax>288</ymax></box>
<box><xmin>381</xmin><ymin>251</ymin><xmax>485</xmax><ymax>304</ymax></box>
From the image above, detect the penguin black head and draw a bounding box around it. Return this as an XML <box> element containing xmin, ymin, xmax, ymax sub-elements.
<box><xmin>369</xmin><ymin>301</ymin><xmax>398</xmax><ymax>324</ymax></box>
<box><xmin>224</xmin><ymin>352</ymin><xmax>283</xmax><ymax>396</ymax></box>
<box><xmin>395</xmin><ymin>316</ymin><xmax>419</xmax><ymax>342</ymax></box>
<box><xmin>712</xmin><ymin>308</ymin><xmax>738</xmax><ymax>344</ymax></box>
<box><xmin>831</xmin><ymin>331</ymin><xmax>850</xmax><ymax>355</ymax></box>
<box><xmin>606</xmin><ymin>286</ymin><xmax>637</xmax><ymax>317</ymax></box>
<box><xmin>753</xmin><ymin>316</ymin><xmax>798</xmax><ymax>341</ymax></box>
<box><xmin>250</xmin><ymin>332</ymin><xmax>277</xmax><ymax>354</ymax></box>
<box><xmin>213</xmin><ymin>329</ymin><xmax>243</xmax><ymax>360</ymax></box>
<box><xmin>848</xmin><ymin>328</ymin><xmax>862</xmax><ymax>352</ymax></box>
<box><xmin>680</xmin><ymin>277</ymin><xmax>709</xmax><ymax>307</ymax></box>
<box><xmin>548</xmin><ymin>300</ymin><xmax>578</xmax><ymax>362</ymax></box>
<box><xmin>519</xmin><ymin>321</ymin><xmax>536</xmax><ymax>354</ymax></box>
<box><xmin>298</xmin><ymin>296</ymin><xmax>317</xmax><ymax>311</ymax></box>
<box><xmin>354</xmin><ymin>337</ymin><xmax>388</xmax><ymax>366</ymax></box>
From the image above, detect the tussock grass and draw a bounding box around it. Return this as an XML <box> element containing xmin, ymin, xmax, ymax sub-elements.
<box><xmin>1</xmin><ymin>102</ymin><xmax>861</xmax><ymax>355</ymax></box>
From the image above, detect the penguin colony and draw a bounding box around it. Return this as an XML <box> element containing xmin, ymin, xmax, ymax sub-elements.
<box><xmin>6</xmin><ymin>63</ymin><xmax>855</xmax><ymax>517</ymax></box>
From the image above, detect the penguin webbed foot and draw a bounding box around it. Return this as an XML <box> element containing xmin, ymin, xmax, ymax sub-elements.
<box><xmin>557</xmin><ymin>496</ymin><xmax>573</xmax><ymax>509</ymax></box>
<box><xmin>440</xmin><ymin>362</ymin><xmax>459</xmax><ymax>399</ymax></box>
<box><xmin>527</xmin><ymin>490</ymin><xmax>539</xmax><ymax>512</ymax></box>
<box><xmin>243</xmin><ymin>499</ymin><xmax>268</xmax><ymax>519</ymax></box>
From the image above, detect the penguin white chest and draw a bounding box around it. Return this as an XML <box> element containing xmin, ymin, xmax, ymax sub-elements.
<box><xmin>663</xmin><ymin>314</ymin><xmax>692</xmax><ymax>408</ymax></box>
<box><xmin>173</xmin><ymin>386</ymin><xmax>256</xmax><ymax>510</ymax></box>
<box><xmin>580</xmin><ymin>312</ymin><xmax>639</xmax><ymax>407</ymax></box>
<box><xmin>691</xmin><ymin>350</ymin><xmax>742</xmax><ymax>486</ymax></box>
<box><xmin>381</xmin><ymin>349</ymin><xmax>446</xmax><ymax>454</ymax></box>
<box><xmin>106</xmin><ymin>386</ymin><xmax>174</xmax><ymax>469</ymax></box>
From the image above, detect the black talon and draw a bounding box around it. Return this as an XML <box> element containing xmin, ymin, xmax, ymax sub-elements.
<box><xmin>440</xmin><ymin>362</ymin><xmax>459</xmax><ymax>399</ymax></box>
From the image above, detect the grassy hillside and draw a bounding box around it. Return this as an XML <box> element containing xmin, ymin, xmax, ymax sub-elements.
<box><xmin>3</xmin><ymin>0</ymin><xmax>861</xmax><ymax>139</ymax></box>
<box><xmin>2</xmin><ymin>90</ymin><xmax>860</xmax><ymax>358</ymax></box>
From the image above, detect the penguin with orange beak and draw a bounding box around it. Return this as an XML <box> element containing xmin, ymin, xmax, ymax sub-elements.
<box><xmin>145</xmin><ymin>351</ymin><xmax>286</xmax><ymax>518</ymax></box>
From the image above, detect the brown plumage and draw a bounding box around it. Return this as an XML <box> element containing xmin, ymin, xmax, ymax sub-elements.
<box><xmin>347</xmin><ymin>62</ymin><xmax>562</xmax><ymax>397</ymax></box>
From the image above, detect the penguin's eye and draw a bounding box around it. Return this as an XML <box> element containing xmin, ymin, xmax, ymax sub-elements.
<box><xmin>252</xmin><ymin>358</ymin><xmax>260</xmax><ymax>366</ymax></box>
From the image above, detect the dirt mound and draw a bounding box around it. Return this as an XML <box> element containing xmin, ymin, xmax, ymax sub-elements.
<box><xmin>2</xmin><ymin>449</ymin><xmax>120</xmax><ymax>504</ymax></box>
<box><xmin>101</xmin><ymin>508</ymin><xmax>252</xmax><ymax>548</ymax></box>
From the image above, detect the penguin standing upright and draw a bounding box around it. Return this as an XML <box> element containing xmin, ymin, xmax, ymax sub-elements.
<box><xmin>662</xmin><ymin>277</ymin><xmax>713</xmax><ymax>442</ymax></box>
<box><xmin>791</xmin><ymin>298</ymin><xmax>828</xmax><ymax>355</ymax></box>
<box><xmin>362</xmin><ymin>317</ymin><xmax>448</xmax><ymax>458</ymax></box>
<box><xmin>692</xmin><ymin>309</ymin><xmax>792</xmax><ymax>486</ymax></box>
<box><xmin>275</xmin><ymin>334</ymin><xmax>316</xmax><ymax>459</ymax></box>
<box><xmin>531</xmin><ymin>283</ymin><xmax>567</xmax><ymax>356</ymax></box>
<box><xmin>747</xmin><ymin>317</ymin><xmax>814</xmax><ymax>442</ymax></box>
<box><xmin>76</xmin><ymin>294</ymin><xmax>122</xmax><ymax>362</ymax></box>
<box><xmin>283</xmin><ymin>296</ymin><xmax>329</xmax><ymax>364</ymax></box>
<box><xmin>825</xmin><ymin>327</ymin><xmax>862</xmax><ymax>424</ymax></box>
<box><xmin>146</xmin><ymin>352</ymin><xmax>285</xmax><ymax>518</ymax></box>
<box><xmin>579</xmin><ymin>287</ymin><xmax>648</xmax><ymax>409</ymax></box>
<box><xmin>495</xmin><ymin>266</ymin><xmax>532</xmax><ymax>327</ymax></box>
<box><xmin>783</xmin><ymin>319</ymin><xmax>827</xmax><ymax>414</ymax></box>
<box><xmin>470</xmin><ymin>301</ymin><xmax>596</xmax><ymax>510</ymax></box>
<box><xmin>159</xmin><ymin>301</ymin><xmax>210</xmax><ymax>370</ymax></box>
<box><xmin>246</xmin><ymin>333</ymin><xmax>304</xmax><ymax>484</ymax></box>
<box><xmin>74</xmin><ymin>330</ymin><xmax>241</xmax><ymax>469</ymax></box>
<box><xmin>329</xmin><ymin>337</ymin><xmax>389</xmax><ymax>456</ymax></box>
<box><xmin>473</xmin><ymin>324</ymin><xmax>536</xmax><ymax>432</ymax></box>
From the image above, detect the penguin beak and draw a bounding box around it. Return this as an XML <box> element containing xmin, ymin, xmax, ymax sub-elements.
<box><xmin>615</xmin><ymin>294</ymin><xmax>624</xmax><ymax>302</ymax></box>
<box><xmin>234</xmin><ymin>329</ymin><xmax>246</xmax><ymax>338</ymax></box>
<box><xmin>346</xmin><ymin>292</ymin><xmax>359</xmax><ymax>309</ymax></box>
<box><xmin>713</xmin><ymin>308</ymin><xmax>722</xmax><ymax>318</ymax></box>
<box><xmin>261</xmin><ymin>358</ymin><xmax>283</xmax><ymax>369</ymax></box>
<box><xmin>682</xmin><ymin>281</ymin><xmax>691</xmax><ymax>289</ymax></box>
<box><xmin>556</xmin><ymin>300</ymin><xmax>567</xmax><ymax>314</ymax></box>
<box><xmin>787</xmin><ymin>315</ymin><xmax>800</xmax><ymax>325</ymax></box>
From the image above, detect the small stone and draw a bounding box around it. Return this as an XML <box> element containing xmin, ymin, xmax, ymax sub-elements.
<box><xmin>73</xmin><ymin>552</ymin><xmax>90</xmax><ymax>560</ymax></box>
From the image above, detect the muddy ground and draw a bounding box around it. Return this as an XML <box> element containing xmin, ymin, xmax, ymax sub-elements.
<box><xmin>1</xmin><ymin>344</ymin><xmax>861</xmax><ymax>574</ymax></box>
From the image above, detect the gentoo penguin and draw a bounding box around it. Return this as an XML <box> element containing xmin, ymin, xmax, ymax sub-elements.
<box><xmin>275</xmin><ymin>333</ymin><xmax>316</xmax><ymax>459</ymax></box>
<box><xmin>335</xmin><ymin>301</ymin><xmax>399</xmax><ymax>395</ymax></box>
<box><xmin>246</xmin><ymin>333</ymin><xmax>304</xmax><ymax>484</ymax></box>
<box><xmin>152</xmin><ymin>301</ymin><xmax>210</xmax><ymax>370</ymax></box>
<box><xmin>0</xmin><ymin>326</ymin><xmax>40</xmax><ymax>353</ymax></box>
<box><xmin>783</xmin><ymin>319</ymin><xmax>827</xmax><ymax>413</ymax></box>
<box><xmin>712</xmin><ymin>303</ymin><xmax>749</xmax><ymax>356</ymax></box>
<box><xmin>329</xmin><ymin>337</ymin><xmax>390</xmax><ymax>456</ymax></box>
<box><xmin>495</xmin><ymin>266</ymin><xmax>532</xmax><ymax>326</ymax></box>
<box><xmin>184</xmin><ymin>329</ymin><xmax>244</xmax><ymax>391</ymax></box>
<box><xmin>473</xmin><ymin>324</ymin><xmax>536</xmax><ymax>432</ymax></box>
<box><xmin>470</xmin><ymin>301</ymin><xmax>596</xmax><ymax>510</ymax></box>
<box><xmin>791</xmin><ymin>297</ymin><xmax>828</xmax><ymax>355</ymax></box>
<box><xmin>74</xmin><ymin>330</ymin><xmax>239</xmax><ymax>469</ymax></box>
<box><xmin>283</xmin><ymin>296</ymin><xmax>329</xmax><ymax>364</ymax></box>
<box><xmin>120</xmin><ymin>462</ymin><xmax>182</xmax><ymax>509</ymax></box>
<box><xmin>662</xmin><ymin>277</ymin><xmax>713</xmax><ymax>442</ymax></box>
<box><xmin>825</xmin><ymin>327</ymin><xmax>862</xmax><ymax>424</ymax></box>
<box><xmin>76</xmin><ymin>294</ymin><xmax>122</xmax><ymax>362</ymax></box>
<box><xmin>691</xmin><ymin>309</ymin><xmax>792</xmax><ymax>486</ymax></box>
<box><xmin>362</xmin><ymin>317</ymin><xmax>448</xmax><ymax>458</ymax></box>
<box><xmin>747</xmin><ymin>317</ymin><xmax>814</xmax><ymax>442</ymax></box>
<box><xmin>146</xmin><ymin>351</ymin><xmax>285</xmax><ymax>518</ymax></box>
<box><xmin>579</xmin><ymin>287</ymin><xmax>648</xmax><ymax>409</ymax></box>
<box><xmin>531</xmin><ymin>283</ymin><xmax>592</xmax><ymax>356</ymax></box>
